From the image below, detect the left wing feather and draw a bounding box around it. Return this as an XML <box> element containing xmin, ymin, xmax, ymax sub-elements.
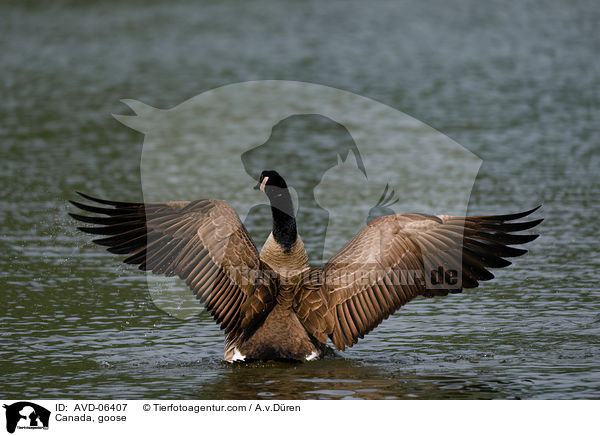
<box><xmin>70</xmin><ymin>193</ymin><xmax>277</xmax><ymax>342</ymax></box>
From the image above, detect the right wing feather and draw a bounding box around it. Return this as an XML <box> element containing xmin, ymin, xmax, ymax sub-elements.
<box><xmin>299</xmin><ymin>207</ymin><xmax>541</xmax><ymax>350</ymax></box>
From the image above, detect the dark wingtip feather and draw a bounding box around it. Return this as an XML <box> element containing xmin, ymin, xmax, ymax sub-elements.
<box><xmin>76</xmin><ymin>191</ymin><xmax>140</xmax><ymax>207</ymax></box>
<box><xmin>69</xmin><ymin>200</ymin><xmax>84</xmax><ymax>209</ymax></box>
<box><xmin>477</xmin><ymin>205</ymin><xmax>542</xmax><ymax>222</ymax></box>
<box><xmin>482</xmin><ymin>218</ymin><xmax>544</xmax><ymax>232</ymax></box>
<box><xmin>69</xmin><ymin>212</ymin><xmax>138</xmax><ymax>226</ymax></box>
<box><xmin>124</xmin><ymin>249</ymin><xmax>146</xmax><ymax>265</ymax></box>
<box><xmin>76</xmin><ymin>192</ymin><xmax>112</xmax><ymax>204</ymax></box>
<box><xmin>505</xmin><ymin>247</ymin><xmax>528</xmax><ymax>257</ymax></box>
<box><xmin>69</xmin><ymin>212</ymin><xmax>88</xmax><ymax>223</ymax></box>
<box><xmin>77</xmin><ymin>226</ymin><xmax>103</xmax><ymax>235</ymax></box>
<box><xmin>461</xmin><ymin>276</ymin><xmax>480</xmax><ymax>289</ymax></box>
<box><xmin>69</xmin><ymin>199</ymin><xmax>122</xmax><ymax>216</ymax></box>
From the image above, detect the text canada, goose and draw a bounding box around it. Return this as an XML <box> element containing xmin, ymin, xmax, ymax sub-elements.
<box><xmin>70</xmin><ymin>170</ymin><xmax>542</xmax><ymax>362</ymax></box>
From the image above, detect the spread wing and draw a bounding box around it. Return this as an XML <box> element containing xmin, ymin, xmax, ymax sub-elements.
<box><xmin>295</xmin><ymin>206</ymin><xmax>542</xmax><ymax>350</ymax></box>
<box><xmin>69</xmin><ymin>193</ymin><xmax>277</xmax><ymax>341</ymax></box>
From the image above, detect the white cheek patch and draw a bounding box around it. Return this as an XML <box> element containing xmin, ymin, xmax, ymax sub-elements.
<box><xmin>260</xmin><ymin>176</ymin><xmax>269</xmax><ymax>192</ymax></box>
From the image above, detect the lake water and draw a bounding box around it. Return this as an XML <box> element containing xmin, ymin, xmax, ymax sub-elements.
<box><xmin>1</xmin><ymin>0</ymin><xmax>599</xmax><ymax>400</ymax></box>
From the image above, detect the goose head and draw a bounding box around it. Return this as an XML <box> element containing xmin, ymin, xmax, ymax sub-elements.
<box><xmin>254</xmin><ymin>170</ymin><xmax>289</xmax><ymax>199</ymax></box>
<box><xmin>254</xmin><ymin>170</ymin><xmax>297</xmax><ymax>247</ymax></box>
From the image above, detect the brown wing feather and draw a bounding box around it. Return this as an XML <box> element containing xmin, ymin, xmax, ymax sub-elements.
<box><xmin>70</xmin><ymin>192</ymin><xmax>276</xmax><ymax>341</ymax></box>
<box><xmin>300</xmin><ymin>206</ymin><xmax>541</xmax><ymax>350</ymax></box>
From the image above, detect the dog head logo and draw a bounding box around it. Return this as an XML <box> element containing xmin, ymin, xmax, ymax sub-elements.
<box><xmin>3</xmin><ymin>402</ymin><xmax>50</xmax><ymax>434</ymax></box>
<box><xmin>113</xmin><ymin>80</ymin><xmax>481</xmax><ymax>318</ymax></box>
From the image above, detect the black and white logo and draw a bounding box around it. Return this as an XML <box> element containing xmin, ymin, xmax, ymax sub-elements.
<box><xmin>3</xmin><ymin>402</ymin><xmax>50</xmax><ymax>434</ymax></box>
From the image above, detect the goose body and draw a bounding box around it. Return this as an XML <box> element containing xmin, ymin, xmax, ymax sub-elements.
<box><xmin>225</xmin><ymin>232</ymin><xmax>319</xmax><ymax>362</ymax></box>
<box><xmin>70</xmin><ymin>170</ymin><xmax>542</xmax><ymax>363</ymax></box>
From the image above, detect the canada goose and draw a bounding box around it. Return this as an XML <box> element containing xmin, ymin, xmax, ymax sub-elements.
<box><xmin>70</xmin><ymin>170</ymin><xmax>542</xmax><ymax>363</ymax></box>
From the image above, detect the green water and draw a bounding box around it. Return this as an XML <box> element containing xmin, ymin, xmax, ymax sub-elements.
<box><xmin>1</xmin><ymin>0</ymin><xmax>599</xmax><ymax>399</ymax></box>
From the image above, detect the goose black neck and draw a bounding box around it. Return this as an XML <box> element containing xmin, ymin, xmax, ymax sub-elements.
<box><xmin>268</xmin><ymin>189</ymin><xmax>297</xmax><ymax>251</ymax></box>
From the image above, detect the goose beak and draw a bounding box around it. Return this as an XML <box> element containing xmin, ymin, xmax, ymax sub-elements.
<box><xmin>253</xmin><ymin>182</ymin><xmax>260</xmax><ymax>190</ymax></box>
